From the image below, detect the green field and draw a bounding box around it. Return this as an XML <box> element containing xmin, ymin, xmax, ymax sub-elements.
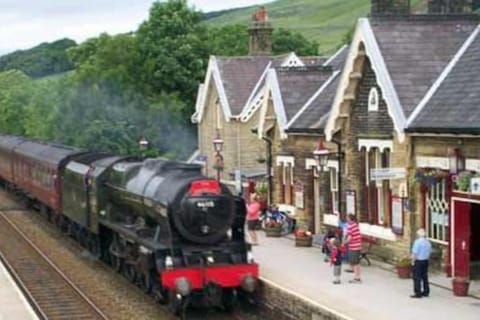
<box><xmin>206</xmin><ymin>0</ymin><xmax>427</xmax><ymax>54</ymax></box>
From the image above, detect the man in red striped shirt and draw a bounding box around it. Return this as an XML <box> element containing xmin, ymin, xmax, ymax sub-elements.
<box><xmin>344</xmin><ymin>214</ymin><xmax>362</xmax><ymax>283</ymax></box>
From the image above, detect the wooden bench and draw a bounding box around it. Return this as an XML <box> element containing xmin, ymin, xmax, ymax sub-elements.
<box><xmin>359</xmin><ymin>236</ymin><xmax>378</xmax><ymax>266</ymax></box>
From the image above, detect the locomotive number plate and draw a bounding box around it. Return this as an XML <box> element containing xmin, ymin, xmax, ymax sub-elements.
<box><xmin>196</xmin><ymin>201</ymin><xmax>215</xmax><ymax>208</ymax></box>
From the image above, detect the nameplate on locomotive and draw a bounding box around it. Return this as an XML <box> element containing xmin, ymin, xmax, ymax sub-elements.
<box><xmin>196</xmin><ymin>201</ymin><xmax>215</xmax><ymax>208</ymax></box>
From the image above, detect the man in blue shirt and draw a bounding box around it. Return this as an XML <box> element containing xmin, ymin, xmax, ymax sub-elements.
<box><xmin>411</xmin><ymin>228</ymin><xmax>432</xmax><ymax>298</ymax></box>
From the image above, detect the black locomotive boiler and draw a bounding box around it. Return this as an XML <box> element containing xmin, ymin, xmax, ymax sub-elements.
<box><xmin>0</xmin><ymin>134</ymin><xmax>259</xmax><ymax>316</ymax></box>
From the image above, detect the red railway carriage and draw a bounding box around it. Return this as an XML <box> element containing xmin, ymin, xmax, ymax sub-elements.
<box><xmin>0</xmin><ymin>135</ymin><xmax>25</xmax><ymax>184</ymax></box>
<box><xmin>11</xmin><ymin>141</ymin><xmax>84</xmax><ymax>213</ymax></box>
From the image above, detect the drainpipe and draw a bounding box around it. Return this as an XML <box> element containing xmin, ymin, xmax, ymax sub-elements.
<box><xmin>262</xmin><ymin>135</ymin><xmax>274</xmax><ymax>205</ymax></box>
<box><xmin>251</xmin><ymin>128</ymin><xmax>274</xmax><ymax>205</ymax></box>
<box><xmin>331</xmin><ymin>138</ymin><xmax>343</xmax><ymax>214</ymax></box>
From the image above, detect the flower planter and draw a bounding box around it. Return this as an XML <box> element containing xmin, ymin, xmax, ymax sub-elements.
<box><xmin>452</xmin><ymin>278</ymin><xmax>470</xmax><ymax>297</ymax></box>
<box><xmin>396</xmin><ymin>265</ymin><xmax>411</xmax><ymax>279</ymax></box>
<box><xmin>295</xmin><ymin>236</ymin><xmax>312</xmax><ymax>247</ymax></box>
<box><xmin>265</xmin><ymin>226</ymin><xmax>282</xmax><ymax>237</ymax></box>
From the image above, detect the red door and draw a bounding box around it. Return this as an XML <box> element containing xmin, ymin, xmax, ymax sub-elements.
<box><xmin>453</xmin><ymin>200</ymin><xmax>471</xmax><ymax>277</ymax></box>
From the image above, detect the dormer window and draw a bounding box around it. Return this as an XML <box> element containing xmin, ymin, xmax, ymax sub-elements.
<box><xmin>368</xmin><ymin>87</ymin><xmax>379</xmax><ymax>112</ymax></box>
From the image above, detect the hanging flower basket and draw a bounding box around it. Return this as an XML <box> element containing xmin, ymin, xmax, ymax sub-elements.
<box><xmin>412</xmin><ymin>168</ymin><xmax>448</xmax><ymax>186</ymax></box>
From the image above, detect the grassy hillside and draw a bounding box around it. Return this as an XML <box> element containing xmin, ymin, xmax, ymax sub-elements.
<box><xmin>0</xmin><ymin>38</ymin><xmax>76</xmax><ymax>78</ymax></box>
<box><xmin>205</xmin><ymin>0</ymin><xmax>426</xmax><ymax>54</ymax></box>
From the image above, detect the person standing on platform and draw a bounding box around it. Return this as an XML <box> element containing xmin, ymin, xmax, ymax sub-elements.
<box><xmin>344</xmin><ymin>214</ymin><xmax>362</xmax><ymax>283</ymax></box>
<box><xmin>246</xmin><ymin>194</ymin><xmax>261</xmax><ymax>245</ymax></box>
<box><xmin>330</xmin><ymin>238</ymin><xmax>343</xmax><ymax>284</ymax></box>
<box><xmin>338</xmin><ymin>214</ymin><xmax>349</xmax><ymax>263</ymax></box>
<box><xmin>410</xmin><ymin>228</ymin><xmax>432</xmax><ymax>298</ymax></box>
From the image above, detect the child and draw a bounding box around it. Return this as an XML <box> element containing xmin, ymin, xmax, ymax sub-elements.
<box><xmin>322</xmin><ymin>228</ymin><xmax>337</xmax><ymax>262</ymax></box>
<box><xmin>330</xmin><ymin>238</ymin><xmax>343</xmax><ymax>284</ymax></box>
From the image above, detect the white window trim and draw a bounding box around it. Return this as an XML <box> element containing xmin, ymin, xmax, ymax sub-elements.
<box><xmin>276</xmin><ymin>155</ymin><xmax>295</xmax><ymax>167</ymax></box>
<box><xmin>359</xmin><ymin>223</ymin><xmax>397</xmax><ymax>241</ymax></box>
<box><xmin>368</xmin><ymin>87</ymin><xmax>379</xmax><ymax>112</ymax></box>
<box><xmin>330</xmin><ymin>167</ymin><xmax>338</xmax><ymax>192</ymax></box>
<box><xmin>358</xmin><ymin>139</ymin><xmax>393</xmax><ymax>152</ymax></box>
<box><xmin>305</xmin><ymin>158</ymin><xmax>338</xmax><ymax>171</ymax></box>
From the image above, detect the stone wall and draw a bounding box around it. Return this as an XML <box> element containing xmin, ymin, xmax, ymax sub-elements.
<box><xmin>257</xmin><ymin>278</ymin><xmax>349</xmax><ymax>320</ymax></box>
<box><xmin>197</xmin><ymin>84</ymin><xmax>265</xmax><ymax>181</ymax></box>
<box><xmin>333</xmin><ymin>55</ymin><xmax>414</xmax><ymax>262</ymax></box>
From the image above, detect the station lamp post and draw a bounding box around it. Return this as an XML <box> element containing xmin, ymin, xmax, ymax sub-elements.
<box><xmin>138</xmin><ymin>136</ymin><xmax>149</xmax><ymax>159</ymax></box>
<box><xmin>212</xmin><ymin>132</ymin><xmax>224</xmax><ymax>181</ymax></box>
<box><xmin>313</xmin><ymin>137</ymin><xmax>344</xmax><ymax>214</ymax></box>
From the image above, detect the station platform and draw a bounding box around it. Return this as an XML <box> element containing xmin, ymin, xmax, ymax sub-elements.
<box><xmin>0</xmin><ymin>259</ymin><xmax>38</xmax><ymax>320</ymax></box>
<box><xmin>253</xmin><ymin>233</ymin><xmax>480</xmax><ymax>320</ymax></box>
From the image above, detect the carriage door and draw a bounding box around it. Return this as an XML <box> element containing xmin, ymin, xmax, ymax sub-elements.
<box><xmin>453</xmin><ymin>200</ymin><xmax>471</xmax><ymax>278</ymax></box>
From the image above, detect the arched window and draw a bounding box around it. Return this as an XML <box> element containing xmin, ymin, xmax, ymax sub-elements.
<box><xmin>368</xmin><ymin>87</ymin><xmax>379</xmax><ymax>112</ymax></box>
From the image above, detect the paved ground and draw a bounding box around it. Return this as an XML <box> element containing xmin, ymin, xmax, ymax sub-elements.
<box><xmin>0</xmin><ymin>260</ymin><xmax>38</xmax><ymax>320</ymax></box>
<box><xmin>253</xmin><ymin>232</ymin><xmax>480</xmax><ymax>320</ymax></box>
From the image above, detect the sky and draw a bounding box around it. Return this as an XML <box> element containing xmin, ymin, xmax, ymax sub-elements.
<box><xmin>0</xmin><ymin>0</ymin><xmax>271</xmax><ymax>55</ymax></box>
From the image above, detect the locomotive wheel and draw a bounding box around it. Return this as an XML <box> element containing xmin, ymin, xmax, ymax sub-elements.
<box><xmin>123</xmin><ymin>263</ymin><xmax>137</xmax><ymax>283</ymax></box>
<box><xmin>153</xmin><ymin>286</ymin><xmax>167</xmax><ymax>305</ymax></box>
<box><xmin>139</xmin><ymin>272</ymin><xmax>153</xmax><ymax>294</ymax></box>
<box><xmin>168</xmin><ymin>291</ymin><xmax>189</xmax><ymax>319</ymax></box>
<box><xmin>109</xmin><ymin>241</ymin><xmax>123</xmax><ymax>273</ymax></box>
<box><xmin>88</xmin><ymin>236</ymin><xmax>101</xmax><ymax>259</ymax></box>
<box><xmin>221</xmin><ymin>289</ymin><xmax>236</xmax><ymax>312</ymax></box>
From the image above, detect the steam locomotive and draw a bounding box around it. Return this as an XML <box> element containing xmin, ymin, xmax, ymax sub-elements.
<box><xmin>0</xmin><ymin>134</ymin><xmax>258</xmax><ymax>316</ymax></box>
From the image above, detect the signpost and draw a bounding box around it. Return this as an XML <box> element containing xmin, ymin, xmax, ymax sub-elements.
<box><xmin>370</xmin><ymin>167</ymin><xmax>406</xmax><ymax>181</ymax></box>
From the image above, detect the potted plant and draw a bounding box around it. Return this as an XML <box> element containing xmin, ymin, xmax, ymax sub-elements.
<box><xmin>294</xmin><ymin>228</ymin><xmax>313</xmax><ymax>247</ymax></box>
<box><xmin>395</xmin><ymin>256</ymin><xmax>412</xmax><ymax>279</ymax></box>
<box><xmin>452</xmin><ymin>276</ymin><xmax>470</xmax><ymax>296</ymax></box>
<box><xmin>264</xmin><ymin>220</ymin><xmax>282</xmax><ymax>237</ymax></box>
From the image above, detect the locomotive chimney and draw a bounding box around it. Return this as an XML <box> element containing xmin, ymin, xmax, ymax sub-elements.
<box><xmin>248</xmin><ymin>6</ymin><xmax>273</xmax><ymax>56</ymax></box>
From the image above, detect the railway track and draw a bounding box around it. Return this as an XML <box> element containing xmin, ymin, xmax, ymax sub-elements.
<box><xmin>0</xmin><ymin>210</ymin><xmax>109</xmax><ymax>320</ymax></box>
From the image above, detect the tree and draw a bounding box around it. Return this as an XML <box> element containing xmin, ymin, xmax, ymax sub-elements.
<box><xmin>205</xmin><ymin>24</ymin><xmax>319</xmax><ymax>57</ymax></box>
<box><xmin>0</xmin><ymin>70</ymin><xmax>32</xmax><ymax>135</ymax></box>
<box><xmin>136</xmin><ymin>0</ymin><xmax>210</xmax><ymax>110</ymax></box>
<box><xmin>207</xmin><ymin>24</ymin><xmax>248</xmax><ymax>56</ymax></box>
<box><xmin>272</xmin><ymin>29</ymin><xmax>319</xmax><ymax>56</ymax></box>
<box><xmin>67</xmin><ymin>33</ymin><xmax>142</xmax><ymax>91</ymax></box>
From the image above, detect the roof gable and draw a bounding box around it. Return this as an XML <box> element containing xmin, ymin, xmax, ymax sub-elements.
<box><xmin>216</xmin><ymin>56</ymin><xmax>271</xmax><ymax>115</ymax></box>
<box><xmin>325</xmin><ymin>18</ymin><xmax>407</xmax><ymax>142</ymax></box>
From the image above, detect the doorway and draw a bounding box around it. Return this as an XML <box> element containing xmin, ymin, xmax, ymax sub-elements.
<box><xmin>471</xmin><ymin>204</ymin><xmax>480</xmax><ymax>279</ymax></box>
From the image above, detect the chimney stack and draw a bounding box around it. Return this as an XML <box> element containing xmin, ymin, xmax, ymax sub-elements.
<box><xmin>248</xmin><ymin>7</ymin><xmax>273</xmax><ymax>56</ymax></box>
<box><xmin>371</xmin><ymin>0</ymin><xmax>411</xmax><ymax>16</ymax></box>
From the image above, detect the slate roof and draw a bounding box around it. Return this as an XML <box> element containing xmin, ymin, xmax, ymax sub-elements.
<box><xmin>288</xmin><ymin>74</ymin><xmax>340</xmax><ymax>132</ymax></box>
<box><xmin>408</xmin><ymin>28</ymin><xmax>480</xmax><ymax>133</ymax></box>
<box><xmin>286</xmin><ymin>46</ymin><xmax>348</xmax><ymax>132</ymax></box>
<box><xmin>370</xmin><ymin>17</ymin><xmax>479</xmax><ymax>117</ymax></box>
<box><xmin>216</xmin><ymin>56</ymin><xmax>271</xmax><ymax>115</ymax></box>
<box><xmin>277</xmin><ymin>68</ymin><xmax>334</xmax><ymax>123</ymax></box>
<box><xmin>215</xmin><ymin>54</ymin><xmax>326</xmax><ymax>116</ymax></box>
